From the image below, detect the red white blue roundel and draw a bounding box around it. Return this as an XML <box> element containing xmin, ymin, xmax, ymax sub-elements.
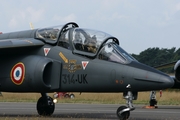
<box><xmin>10</xmin><ymin>62</ymin><xmax>25</xmax><ymax>85</ymax></box>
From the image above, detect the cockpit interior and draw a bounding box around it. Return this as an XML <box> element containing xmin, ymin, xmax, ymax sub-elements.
<box><xmin>36</xmin><ymin>22</ymin><xmax>136</xmax><ymax>64</ymax></box>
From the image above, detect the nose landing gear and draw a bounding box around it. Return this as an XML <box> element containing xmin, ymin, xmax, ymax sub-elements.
<box><xmin>149</xmin><ymin>91</ymin><xmax>158</xmax><ymax>107</ymax></box>
<box><xmin>116</xmin><ymin>84</ymin><xmax>136</xmax><ymax>120</ymax></box>
<box><xmin>116</xmin><ymin>106</ymin><xmax>130</xmax><ymax>120</ymax></box>
<box><xmin>37</xmin><ymin>93</ymin><xmax>55</xmax><ymax>116</ymax></box>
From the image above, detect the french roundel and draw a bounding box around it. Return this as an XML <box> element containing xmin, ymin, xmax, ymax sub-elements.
<box><xmin>10</xmin><ymin>62</ymin><xmax>25</xmax><ymax>85</ymax></box>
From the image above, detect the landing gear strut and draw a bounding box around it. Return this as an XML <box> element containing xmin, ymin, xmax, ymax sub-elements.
<box><xmin>116</xmin><ymin>84</ymin><xmax>136</xmax><ymax>120</ymax></box>
<box><xmin>149</xmin><ymin>91</ymin><xmax>157</xmax><ymax>107</ymax></box>
<box><xmin>37</xmin><ymin>93</ymin><xmax>55</xmax><ymax>116</ymax></box>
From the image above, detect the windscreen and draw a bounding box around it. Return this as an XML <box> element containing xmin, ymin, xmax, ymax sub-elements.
<box><xmin>36</xmin><ymin>26</ymin><xmax>62</xmax><ymax>42</ymax></box>
<box><xmin>98</xmin><ymin>43</ymin><xmax>137</xmax><ymax>64</ymax></box>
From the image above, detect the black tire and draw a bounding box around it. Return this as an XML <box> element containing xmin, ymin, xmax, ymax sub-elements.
<box><xmin>149</xmin><ymin>99</ymin><xmax>157</xmax><ymax>106</ymax></box>
<box><xmin>116</xmin><ymin>106</ymin><xmax>130</xmax><ymax>120</ymax></box>
<box><xmin>37</xmin><ymin>96</ymin><xmax>55</xmax><ymax>116</ymax></box>
<box><xmin>70</xmin><ymin>94</ymin><xmax>75</xmax><ymax>99</ymax></box>
<box><xmin>64</xmin><ymin>94</ymin><xmax>70</xmax><ymax>98</ymax></box>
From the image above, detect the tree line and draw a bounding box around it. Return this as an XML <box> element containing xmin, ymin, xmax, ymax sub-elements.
<box><xmin>131</xmin><ymin>47</ymin><xmax>180</xmax><ymax>73</ymax></box>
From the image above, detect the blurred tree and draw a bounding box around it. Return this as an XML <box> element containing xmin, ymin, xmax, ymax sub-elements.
<box><xmin>131</xmin><ymin>47</ymin><xmax>177</xmax><ymax>73</ymax></box>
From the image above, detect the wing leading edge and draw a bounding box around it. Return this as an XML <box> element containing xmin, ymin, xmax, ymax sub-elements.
<box><xmin>0</xmin><ymin>38</ymin><xmax>44</xmax><ymax>49</ymax></box>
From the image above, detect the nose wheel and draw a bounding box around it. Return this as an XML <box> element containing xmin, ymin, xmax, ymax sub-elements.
<box><xmin>116</xmin><ymin>106</ymin><xmax>130</xmax><ymax>120</ymax></box>
<box><xmin>116</xmin><ymin>84</ymin><xmax>135</xmax><ymax>120</ymax></box>
<box><xmin>37</xmin><ymin>93</ymin><xmax>55</xmax><ymax>116</ymax></box>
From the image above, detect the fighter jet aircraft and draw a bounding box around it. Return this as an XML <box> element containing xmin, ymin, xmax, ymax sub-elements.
<box><xmin>0</xmin><ymin>22</ymin><xmax>174</xmax><ymax>120</ymax></box>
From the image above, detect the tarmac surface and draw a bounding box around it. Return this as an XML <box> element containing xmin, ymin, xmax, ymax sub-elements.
<box><xmin>0</xmin><ymin>102</ymin><xmax>180</xmax><ymax>120</ymax></box>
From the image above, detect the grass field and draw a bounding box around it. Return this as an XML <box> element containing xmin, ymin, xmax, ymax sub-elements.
<box><xmin>0</xmin><ymin>90</ymin><xmax>180</xmax><ymax>105</ymax></box>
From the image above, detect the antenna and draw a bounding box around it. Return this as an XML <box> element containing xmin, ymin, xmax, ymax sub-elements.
<box><xmin>29</xmin><ymin>22</ymin><xmax>34</xmax><ymax>30</ymax></box>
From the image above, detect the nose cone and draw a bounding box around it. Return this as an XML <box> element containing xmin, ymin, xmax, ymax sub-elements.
<box><xmin>129</xmin><ymin>61</ymin><xmax>174</xmax><ymax>91</ymax></box>
<box><xmin>158</xmin><ymin>73</ymin><xmax>174</xmax><ymax>89</ymax></box>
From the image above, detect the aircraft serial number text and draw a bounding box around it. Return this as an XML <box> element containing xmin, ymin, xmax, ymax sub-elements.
<box><xmin>62</xmin><ymin>74</ymin><xmax>88</xmax><ymax>84</ymax></box>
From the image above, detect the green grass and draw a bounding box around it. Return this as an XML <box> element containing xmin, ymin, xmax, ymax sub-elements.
<box><xmin>0</xmin><ymin>91</ymin><xmax>180</xmax><ymax>105</ymax></box>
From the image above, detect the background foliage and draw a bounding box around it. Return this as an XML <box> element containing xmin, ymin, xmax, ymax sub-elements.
<box><xmin>131</xmin><ymin>47</ymin><xmax>180</xmax><ymax>73</ymax></box>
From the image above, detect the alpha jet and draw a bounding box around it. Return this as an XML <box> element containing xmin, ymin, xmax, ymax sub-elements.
<box><xmin>0</xmin><ymin>22</ymin><xmax>174</xmax><ymax>120</ymax></box>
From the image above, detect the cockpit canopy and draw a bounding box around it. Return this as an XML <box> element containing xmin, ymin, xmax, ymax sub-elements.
<box><xmin>72</xmin><ymin>28</ymin><xmax>117</xmax><ymax>54</ymax></box>
<box><xmin>35</xmin><ymin>22</ymin><xmax>136</xmax><ymax>64</ymax></box>
<box><xmin>36</xmin><ymin>25</ymin><xmax>62</xmax><ymax>43</ymax></box>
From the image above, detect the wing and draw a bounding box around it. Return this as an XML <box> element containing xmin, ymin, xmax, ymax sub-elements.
<box><xmin>0</xmin><ymin>38</ymin><xmax>44</xmax><ymax>48</ymax></box>
<box><xmin>0</xmin><ymin>38</ymin><xmax>44</xmax><ymax>54</ymax></box>
<box><xmin>154</xmin><ymin>61</ymin><xmax>177</xmax><ymax>69</ymax></box>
